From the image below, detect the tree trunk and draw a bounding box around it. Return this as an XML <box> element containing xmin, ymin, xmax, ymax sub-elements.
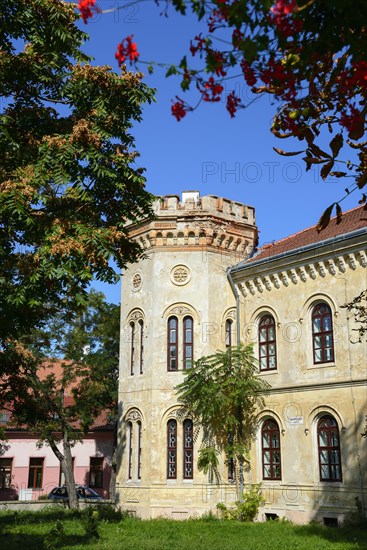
<box><xmin>49</xmin><ymin>434</ymin><xmax>79</xmax><ymax>509</ymax></box>
<box><xmin>109</xmin><ymin>426</ymin><xmax>117</xmax><ymax>501</ymax></box>
<box><xmin>62</xmin><ymin>433</ymin><xmax>79</xmax><ymax>509</ymax></box>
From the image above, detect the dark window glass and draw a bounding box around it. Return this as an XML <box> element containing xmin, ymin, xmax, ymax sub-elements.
<box><xmin>0</xmin><ymin>458</ymin><xmax>12</xmax><ymax>489</ymax></box>
<box><xmin>183</xmin><ymin>317</ymin><xmax>194</xmax><ymax>369</ymax></box>
<box><xmin>262</xmin><ymin>420</ymin><xmax>281</xmax><ymax>480</ymax></box>
<box><xmin>137</xmin><ymin>421</ymin><xmax>142</xmax><ymax>480</ymax></box>
<box><xmin>225</xmin><ymin>319</ymin><xmax>233</xmax><ymax>348</ymax></box>
<box><xmin>128</xmin><ymin>422</ymin><xmax>133</xmax><ymax>480</ymax></box>
<box><xmin>168</xmin><ymin>317</ymin><xmax>178</xmax><ymax>371</ymax></box>
<box><xmin>28</xmin><ymin>458</ymin><xmax>44</xmax><ymax>488</ymax></box>
<box><xmin>130</xmin><ymin>322</ymin><xmax>135</xmax><ymax>375</ymax></box>
<box><xmin>89</xmin><ymin>457</ymin><xmax>103</xmax><ymax>488</ymax></box>
<box><xmin>139</xmin><ymin>320</ymin><xmax>144</xmax><ymax>374</ymax></box>
<box><xmin>258</xmin><ymin>315</ymin><xmax>277</xmax><ymax>371</ymax></box>
<box><xmin>183</xmin><ymin>419</ymin><xmax>193</xmax><ymax>479</ymax></box>
<box><xmin>318</xmin><ymin>415</ymin><xmax>342</xmax><ymax>481</ymax></box>
<box><xmin>312</xmin><ymin>304</ymin><xmax>334</xmax><ymax>363</ymax></box>
<box><xmin>167</xmin><ymin>420</ymin><xmax>177</xmax><ymax>479</ymax></box>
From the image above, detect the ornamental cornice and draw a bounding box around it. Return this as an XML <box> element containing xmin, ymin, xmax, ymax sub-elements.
<box><xmin>237</xmin><ymin>249</ymin><xmax>367</xmax><ymax>297</ymax></box>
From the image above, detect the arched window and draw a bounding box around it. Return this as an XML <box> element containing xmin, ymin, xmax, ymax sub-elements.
<box><xmin>258</xmin><ymin>315</ymin><xmax>277</xmax><ymax>371</ymax></box>
<box><xmin>138</xmin><ymin>319</ymin><xmax>144</xmax><ymax>374</ymax></box>
<box><xmin>130</xmin><ymin>322</ymin><xmax>135</xmax><ymax>376</ymax></box>
<box><xmin>317</xmin><ymin>415</ymin><xmax>342</xmax><ymax>481</ymax></box>
<box><xmin>261</xmin><ymin>419</ymin><xmax>281</xmax><ymax>480</ymax></box>
<box><xmin>183</xmin><ymin>419</ymin><xmax>194</xmax><ymax>479</ymax></box>
<box><xmin>127</xmin><ymin>422</ymin><xmax>133</xmax><ymax>479</ymax></box>
<box><xmin>137</xmin><ymin>421</ymin><xmax>142</xmax><ymax>480</ymax></box>
<box><xmin>312</xmin><ymin>304</ymin><xmax>334</xmax><ymax>363</ymax></box>
<box><xmin>183</xmin><ymin>316</ymin><xmax>193</xmax><ymax>369</ymax></box>
<box><xmin>225</xmin><ymin>319</ymin><xmax>234</xmax><ymax>348</ymax></box>
<box><xmin>167</xmin><ymin>317</ymin><xmax>178</xmax><ymax>371</ymax></box>
<box><xmin>167</xmin><ymin>419</ymin><xmax>177</xmax><ymax>479</ymax></box>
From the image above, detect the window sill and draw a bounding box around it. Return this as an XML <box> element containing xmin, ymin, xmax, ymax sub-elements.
<box><xmin>308</xmin><ymin>362</ymin><xmax>336</xmax><ymax>370</ymax></box>
<box><xmin>258</xmin><ymin>370</ymin><xmax>278</xmax><ymax>376</ymax></box>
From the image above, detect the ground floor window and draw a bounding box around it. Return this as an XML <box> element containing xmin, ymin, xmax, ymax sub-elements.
<box><xmin>28</xmin><ymin>458</ymin><xmax>44</xmax><ymax>488</ymax></box>
<box><xmin>0</xmin><ymin>458</ymin><xmax>12</xmax><ymax>488</ymax></box>
<box><xmin>89</xmin><ymin>457</ymin><xmax>104</xmax><ymax>488</ymax></box>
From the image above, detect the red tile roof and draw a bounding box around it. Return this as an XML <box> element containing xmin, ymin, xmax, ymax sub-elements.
<box><xmin>246</xmin><ymin>205</ymin><xmax>367</xmax><ymax>264</ymax></box>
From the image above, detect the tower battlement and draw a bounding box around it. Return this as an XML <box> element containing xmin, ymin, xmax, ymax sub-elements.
<box><xmin>128</xmin><ymin>191</ymin><xmax>258</xmax><ymax>256</ymax></box>
<box><xmin>153</xmin><ymin>191</ymin><xmax>255</xmax><ymax>225</ymax></box>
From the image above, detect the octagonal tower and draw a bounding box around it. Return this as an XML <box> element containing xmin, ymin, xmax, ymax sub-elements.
<box><xmin>116</xmin><ymin>191</ymin><xmax>257</xmax><ymax>518</ymax></box>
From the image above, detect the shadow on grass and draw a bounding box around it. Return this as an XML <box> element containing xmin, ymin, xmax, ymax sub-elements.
<box><xmin>294</xmin><ymin>522</ymin><xmax>367</xmax><ymax>548</ymax></box>
<box><xmin>0</xmin><ymin>504</ymin><xmax>125</xmax><ymax>526</ymax></box>
<box><xmin>0</xmin><ymin>532</ymin><xmax>91</xmax><ymax>550</ymax></box>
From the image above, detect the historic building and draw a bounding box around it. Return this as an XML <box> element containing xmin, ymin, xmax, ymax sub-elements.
<box><xmin>117</xmin><ymin>192</ymin><xmax>367</xmax><ymax>524</ymax></box>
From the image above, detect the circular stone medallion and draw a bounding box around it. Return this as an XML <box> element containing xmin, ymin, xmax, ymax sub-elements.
<box><xmin>132</xmin><ymin>272</ymin><xmax>142</xmax><ymax>291</ymax></box>
<box><xmin>171</xmin><ymin>265</ymin><xmax>191</xmax><ymax>286</ymax></box>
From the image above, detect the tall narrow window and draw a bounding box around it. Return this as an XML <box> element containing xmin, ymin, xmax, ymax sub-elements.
<box><xmin>258</xmin><ymin>315</ymin><xmax>277</xmax><ymax>371</ymax></box>
<box><xmin>183</xmin><ymin>419</ymin><xmax>194</xmax><ymax>479</ymax></box>
<box><xmin>128</xmin><ymin>422</ymin><xmax>133</xmax><ymax>480</ymax></box>
<box><xmin>262</xmin><ymin>419</ymin><xmax>281</xmax><ymax>480</ymax></box>
<box><xmin>137</xmin><ymin>421</ymin><xmax>142</xmax><ymax>480</ymax></box>
<box><xmin>139</xmin><ymin>320</ymin><xmax>144</xmax><ymax>374</ymax></box>
<box><xmin>168</xmin><ymin>317</ymin><xmax>178</xmax><ymax>371</ymax></box>
<box><xmin>28</xmin><ymin>458</ymin><xmax>44</xmax><ymax>488</ymax></box>
<box><xmin>167</xmin><ymin>419</ymin><xmax>177</xmax><ymax>479</ymax></box>
<box><xmin>225</xmin><ymin>319</ymin><xmax>233</xmax><ymax>348</ymax></box>
<box><xmin>183</xmin><ymin>316</ymin><xmax>194</xmax><ymax>369</ymax></box>
<box><xmin>312</xmin><ymin>304</ymin><xmax>334</xmax><ymax>363</ymax></box>
<box><xmin>0</xmin><ymin>458</ymin><xmax>12</xmax><ymax>489</ymax></box>
<box><xmin>130</xmin><ymin>322</ymin><xmax>135</xmax><ymax>375</ymax></box>
<box><xmin>318</xmin><ymin>415</ymin><xmax>342</xmax><ymax>481</ymax></box>
<box><xmin>89</xmin><ymin>457</ymin><xmax>103</xmax><ymax>488</ymax></box>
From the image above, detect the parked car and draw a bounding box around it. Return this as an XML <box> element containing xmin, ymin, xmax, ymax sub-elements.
<box><xmin>48</xmin><ymin>485</ymin><xmax>103</xmax><ymax>501</ymax></box>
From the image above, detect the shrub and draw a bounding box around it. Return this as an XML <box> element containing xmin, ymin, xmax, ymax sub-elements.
<box><xmin>216</xmin><ymin>484</ymin><xmax>264</xmax><ymax>522</ymax></box>
<box><xmin>83</xmin><ymin>508</ymin><xmax>100</xmax><ymax>539</ymax></box>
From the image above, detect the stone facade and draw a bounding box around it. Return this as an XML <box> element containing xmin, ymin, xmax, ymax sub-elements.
<box><xmin>117</xmin><ymin>192</ymin><xmax>367</xmax><ymax>524</ymax></box>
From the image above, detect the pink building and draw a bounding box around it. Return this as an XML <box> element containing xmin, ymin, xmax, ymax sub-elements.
<box><xmin>0</xmin><ymin>415</ymin><xmax>114</xmax><ymax>501</ymax></box>
<box><xmin>0</xmin><ymin>360</ymin><xmax>115</xmax><ymax>501</ymax></box>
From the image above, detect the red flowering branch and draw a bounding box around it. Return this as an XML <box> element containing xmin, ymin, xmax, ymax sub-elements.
<box><xmin>78</xmin><ymin>0</ymin><xmax>101</xmax><ymax>24</ymax></box>
<box><xmin>115</xmin><ymin>36</ymin><xmax>139</xmax><ymax>66</ymax></box>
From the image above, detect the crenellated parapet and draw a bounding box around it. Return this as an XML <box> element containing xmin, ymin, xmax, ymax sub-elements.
<box><xmin>127</xmin><ymin>191</ymin><xmax>258</xmax><ymax>256</ymax></box>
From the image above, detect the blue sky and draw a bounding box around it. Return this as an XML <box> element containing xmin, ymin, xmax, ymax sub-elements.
<box><xmin>79</xmin><ymin>1</ymin><xmax>359</xmax><ymax>303</ymax></box>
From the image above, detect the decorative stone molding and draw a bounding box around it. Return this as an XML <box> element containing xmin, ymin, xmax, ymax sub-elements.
<box><xmin>125</xmin><ymin>408</ymin><xmax>142</xmax><ymax>423</ymax></box>
<box><xmin>128</xmin><ymin>309</ymin><xmax>144</xmax><ymax>322</ymax></box>
<box><xmin>318</xmin><ymin>262</ymin><xmax>326</xmax><ymax>278</ymax></box>
<box><xmin>309</xmin><ymin>265</ymin><xmax>317</xmax><ymax>279</ymax></box>
<box><xmin>289</xmin><ymin>269</ymin><xmax>298</xmax><ymax>284</ymax></box>
<box><xmin>337</xmin><ymin>256</ymin><xmax>347</xmax><ymax>273</ymax></box>
<box><xmin>235</xmin><ymin>246</ymin><xmax>366</xmax><ymax>296</ymax></box>
<box><xmin>171</xmin><ymin>265</ymin><xmax>191</xmax><ymax>286</ymax></box>
<box><xmin>299</xmin><ymin>267</ymin><xmax>307</xmax><ymax>282</ymax></box>
<box><xmin>349</xmin><ymin>253</ymin><xmax>357</xmax><ymax>270</ymax></box>
<box><xmin>166</xmin><ymin>306</ymin><xmax>192</xmax><ymax>318</ymax></box>
<box><xmin>328</xmin><ymin>260</ymin><xmax>336</xmax><ymax>276</ymax></box>
<box><xmin>132</xmin><ymin>272</ymin><xmax>142</xmax><ymax>291</ymax></box>
<box><xmin>359</xmin><ymin>250</ymin><xmax>367</xmax><ymax>267</ymax></box>
<box><xmin>255</xmin><ymin>277</ymin><xmax>264</xmax><ymax>293</ymax></box>
<box><xmin>272</xmin><ymin>274</ymin><xmax>281</xmax><ymax>289</ymax></box>
<box><xmin>264</xmin><ymin>276</ymin><xmax>272</xmax><ymax>291</ymax></box>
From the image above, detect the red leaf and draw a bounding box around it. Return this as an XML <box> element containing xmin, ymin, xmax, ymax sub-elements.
<box><xmin>329</xmin><ymin>133</ymin><xmax>343</xmax><ymax>158</ymax></box>
<box><xmin>320</xmin><ymin>160</ymin><xmax>335</xmax><ymax>180</ymax></box>
<box><xmin>317</xmin><ymin>203</ymin><xmax>336</xmax><ymax>232</ymax></box>
<box><xmin>273</xmin><ymin>147</ymin><xmax>303</xmax><ymax>156</ymax></box>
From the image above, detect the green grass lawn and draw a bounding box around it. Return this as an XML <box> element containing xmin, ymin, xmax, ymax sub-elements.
<box><xmin>0</xmin><ymin>508</ymin><xmax>365</xmax><ymax>550</ymax></box>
